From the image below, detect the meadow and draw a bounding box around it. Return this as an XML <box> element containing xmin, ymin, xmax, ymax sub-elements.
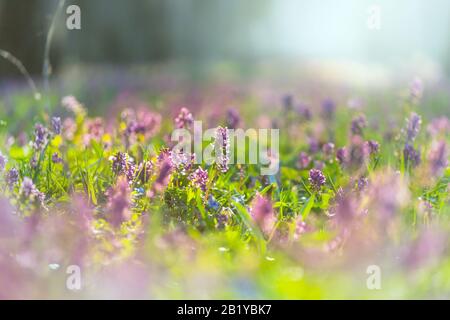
<box><xmin>0</xmin><ymin>67</ymin><xmax>449</xmax><ymax>299</ymax></box>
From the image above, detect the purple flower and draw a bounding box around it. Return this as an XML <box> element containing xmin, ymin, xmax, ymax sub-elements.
<box><xmin>428</xmin><ymin>140</ymin><xmax>448</xmax><ymax>177</ymax></box>
<box><xmin>321</xmin><ymin>99</ymin><xmax>336</xmax><ymax>120</ymax></box>
<box><xmin>109</xmin><ymin>152</ymin><xmax>136</xmax><ymax>182</ymax></box>
<box><xmin>309</xmin><ymin>169</ymin><xmax>326</xmax><ymax>191</ymax></box>
<box><xmin>0</xmin><ymin>151</ymin><xmax>7</xmax><ymax>172</ymax></box>
<box><xmin>170</xmin><ymin>151</ymin><xmax>195</xmax><ymax>175</ymax></box>
<box><xmin>174</xmin><ymin>107</ymin><xmax>194</xmax><ymax>129</ymax></box>
<box><xmin>190</xmin><ymin>167</ymin><xmax>209</xmax><ymax>191</ymax></box>
<box><xmin>357</xmin><ymin>176</ymin><xmax>369</xmax><ymax>191</ymax></box>
<box><xmin>405</xmin><ymin>112</ymin><xmax>422</xmax><ymax>142</ymax></box>
<box><xmin>336</xmin><ymin>147</ymin><xmax>348</xmax><ymax>165</ymax></box>
<box><xmin>51</xmin><ymin>117</ymin><xmax>62</xmax><ymax>135</ymax></box>
<box><xmin>21</xmin><ymin>177</ymin><xmax>45</xmax><ymax>205</ymax></box>
<box><xmin>404</xmin><ymin>143</ymin><xmax>421</xmax><ymax>167</ymax></box>
<box><xmin>154</xmin><ymin>158</ymin><xmax>173</xmax><ymax>191</ymax></box>
<box><xmin>410</xmin><ymin>77</ymin><xmax>424</xmax><ymax>100</ymax></box>
<box><xmin>322</xmin><ymin>142</ymin><xmax>335</xmax><ymax>157</ymax></box>
<box><xmin>365</xmin><ymin>140</ymin><xmax>380</xmax><ymax>155</ymax></box>
<box><xmin>215</xmin><ymin>126</ymin><xmax>230</xmax><ymax>173</ymax></box>
<box><xmin>62</xmin><ymin>96</ymin><xmax>85</xmax><ymax>115</ymax></box>
<box><xmin>6</xmin><ymin>167</ymin><xmax>19</xmax><ymax>187</ymax></box>
<box><xmin>351</xmin><ymin>114</ymin><xmax>368</xmax><ymax>136</ymax></box>
<box><xmin>226</xmin><ymin>108</ymin><xmax>241</xmax><ymax>129</ymax></box>
<box><xmin>251</xmin><ymin>194</ymin><xmax>275</xmax><ymax>234</ymax></box>
<box><xmin>32</xmin><ymin>123</ymin><xmax>49</xmax><ymax>151</ymax></box>
<box><xmin>308</xmin><ymin>138</ymin><xmax>320</xmax><ymax>154</ymax></box>
<box><xmin>106</xmin><ymin>176</ymin><xmax>131</xmax><ymax>228</ymax></box>
<box><xmin>51</xmin><ymin>152</ymin><xmax>63</xmax><ymax>164</ymax></box>
<box><xmin>297</xmin><ymin>152</ymin><xmax>311</xmax><ymax>169</ymax></box>
<box><xmin>296</xmin><ymin>104</ymin><xmax>312</xmax><ymax>121</ymax></box>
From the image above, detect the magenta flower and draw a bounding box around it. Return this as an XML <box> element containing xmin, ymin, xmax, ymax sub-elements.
<box><xmin>190</xmin><ymin>167</ymin><xmax>209</xmax><ymax>191</ymax></box>
<box><xmin>250</xmin><ymin>194</ymin><xmax>275</xmax><ymax>234</ymax></box>
<box><xmin>106</xmin><ymin>176</ymin><xmax>131</xmax><ymax>228</ymax></box>
<box><xmin>428</xmin><ymin>140</ymin><xmax>448</xmax><ymax>177</ymax></box>
<box><xmin>174</xmin><ymin>107</ymin><xmax>194</xmax><ymax>129</ymax></box>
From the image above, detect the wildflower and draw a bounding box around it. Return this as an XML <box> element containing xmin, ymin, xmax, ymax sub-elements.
<box><xmin>296</xmin><ymin>104</ymin><xmax>312</xmax><ymax>121</ymax></box>
<box><xmin>250</xmin><ymin>194</ymin><xmax>275</xmax><ymax>234</ymax></box>
<box><xmin>215</xmin><ymin>126</ymin><xmax>230</xmax><ymax>173</ymax></box>
<box><xmin>428</xmin><ymin>140</ymin><xmax>448</xmax><ymax>177</ymax></box>
<box><xmin>336</xmin><ymin>147</ymin><xmax>348</xmax><ymax>165</ymax></box>
<box><xmin>348</xmin><ymin>135</ymin><xmax>369</xmax><ymax>169</ymax></box>
<box><xmin>309</xmin><ymin>169</ymin><xmax>326</xmax><ymax>191</ymax></box>
<box><xmin>170</xmin><ymin>151</ymin><xmax>195</xmax><ymax>175</ymax></box>
<box><xmin>84</xmin><ymin>118</ymin><xmax>104</xmax><ymax>145</ymax></box>
<box><xmin>350</xmin><ymin>114</ymin><xmax>368</xmax><ymax>136</ymax></box>
<box><xmin>403</xmin><ymin>143</ymin><xmax>421</xmax><ymax>167</ymax></box>
<box><xmin>427</xmin><ymin>116</ymin><xmax>450</xmax><ymax>137</ymax></box>
<box><xmin>174</xmin><ymin>107</ymin><xmax>194</xmax><ymax>129</ymax></box>
<box><xmin>226</xmin><ymin>108</ymin><xmax>240</xmax><ymax>129</ymax></box>
<box><xmin>21</xmin><ymin>177</ymin><xmax>45</xmax><ymax>205</ymax></box>
<box><xmin>333</xmin><ymin>195</ymin><xmax>358</xmax><ymax>225</ymax></box>
<box><xmin>106</xmin><ymin>176</ymin><xmax>131</xmax><ymax>228</ymax></box>
<box><xmin>207</xmin><ymin>195</ymin><xmax>220</xmax><ymax>211</ymax></box>
<box><xmin>190</xmin><ymin>167</ymin><xmax>208</xmax><ymax>191</ymax></box>
<box><xmin>154</xmin><ymin>158</ymin><xmax>173</xmax><ymax>191</ymax></box>
<box><xmin>322</xmin><ymin>142</ymin><xmax>335</xmax><ymax>157</ymax></box>
<box><xmin>367</xmin><ymin>171</ymin><xmax>410</xmax><ymax>223</ymax></box>
<box><xmin>110</xmin><ymin>152</ymin><xmax>136</xmax><ymax>182</ymax></box>
<box><xmin>51</xmin><ymin>117</ymin><xmax>62</xmax><ymax>135</ymax></box>
<box><xmin>314</xmin><ymin>160</ymin><xmax>325</xmax><ymax>170</ymax></box>
<box><xmin>293</xmin><ymin>220</ymin><xmax>308</xmax><ymax>240</ymax></box>
<box><xmin>6</xmin><ymin>168</ymin><xmax>19</xmax><ymax>187</ymax></box>
<box><xmin>62</xmin><ymin>118</ymin><xmax>77</xmax><ymax>140</ymax></box>
<box><xmin>51</xmin><ymin>152</ymin><xmax>63</xmax><ymax>164</ymax></box>
<box><xmin>365</xmin><ymin>140</ymin><xmax>380</xmax><ymax>155</ymax></box>
<box><xmin>122</xmin><ymin>108</ymin><xmax>161</xmax><ymax>142</ymax></box>
<box><xmin>321</xmin><ymin>99</ymin><xmax>336</xmax><ymax>120</ymax></box>
<box><xmin>0</xmin><ymin>151</ymin><xmax>7</xmax><ymax>172</ymax></box>
<box><xmin>357</xmin><ymin>176</ymin><xmax>369</xmax><ymax>191</ymax></box>
<box><xmin>62</xmin><ymin>96</ymin><xmax>85</xmax><ymax>115</ymax></box>
<box><xmin>308</xmin><ymin>138</ymin><xmax>320</xmax><ymax>154</ymax></box>
<box><xmin>409</xmin><ymin>77</ymin><xmax>424</xmax><ymax>101</ymax></box>
<box><xmin>405</xmin><ymin>112</ymin><xmax>422</xmax><ymax>142</ymax></box>
<box><xmin>32</xmin><ymin>123</ymin><xmax>49</xmax><ymax>151</ymax></box>
<box><xmin>296</xmin><ymin>152</ymin><xmax>311</xmax><ymax>169</ymax></box>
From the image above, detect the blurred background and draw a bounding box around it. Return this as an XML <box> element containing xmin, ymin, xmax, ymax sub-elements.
<box><xmin>1</xmin><ymin>0</ymin><xmax>450</xmax><ymax>76</ymax></box>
